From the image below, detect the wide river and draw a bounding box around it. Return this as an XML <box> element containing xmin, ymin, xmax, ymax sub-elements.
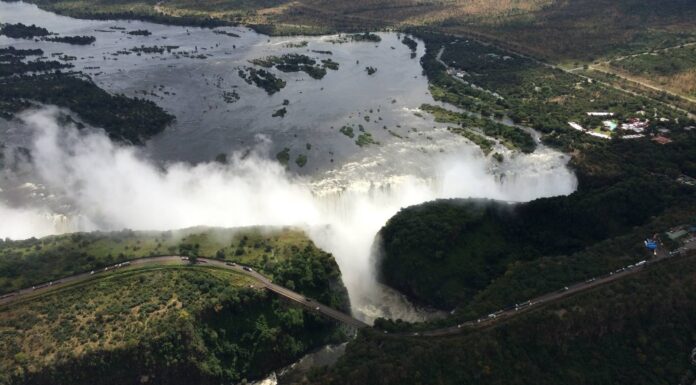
<box><xmin>0</xmin><ymin>0</ymin><xmax>449</xmax><ymax>172</ymax></box>
<box><xmin>0</xmin><ymin>1</ymin><xmax>578</xmax><ymax>323</ymax></box>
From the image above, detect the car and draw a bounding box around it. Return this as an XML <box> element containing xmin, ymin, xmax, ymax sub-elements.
<box><xmin>457</xmin><ymin>324</ymin><xmax>462</xmax><ymax>328</ymax></box>
<box><xmin>315</xmin><ymin>306</ymin><xmax>320</xmax><ymax>311</ymax></box>
<box><xmin>305</xmin><ymin>297</ymin><xmax>312</xmax><ymax>302</ymax></box>
<box><xmin>90</xmin><ymin>270</ymin><xmax>95</xmax><ymax>275</ymax></box>
<box><xmin>413</xmin><ymin>332</ymin><xmax>419</xmax><ymax>336</ymax></box>
<box><xmin>243</xmin><ymin>267</ymin><xmax>252</xmax><ymax>272</ymax></box>
<box><xmin>563</xmin><ymin>286</ymin><xmax>569</xmax><ymax>291</ymax></box>
<box><xmin>181</xmin><ymin>257</ymin><xmax>188</xmax><ymax>260</ymax></box>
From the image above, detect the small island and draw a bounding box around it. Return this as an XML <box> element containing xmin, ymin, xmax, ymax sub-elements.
<box><xmin>250</xmin><ymin>54</ymin><xmax>339</xmax><ymax>80</ymax></box>
<box><xmin>44</xmin><ymin>35</ymin><xmax>96</xmax><ymax>45</ymax></box>
<box><xmin>238</xmin><ymin>66</ymin><xmax>286</xmax><ymax>95</ymax></box>
<box><xmin>0</xmin><ymin>23</ymin><xmax>49</xmax><ymax>39</ymax></box>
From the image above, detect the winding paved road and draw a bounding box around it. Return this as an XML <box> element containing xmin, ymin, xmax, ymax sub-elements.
<box><xmin>0</xmin><ymin>256</ymin><xmax>369</xmax><ymax>329</ymax></box>
<box><xmin>1</xmin><ymin>244</ymin><xmax>693</xmax><ymax>337</ymax></box>
<box><xmin>401</xmin><ymin>245</ymin><xmax>695</xmax><ymax>338</ymax></box>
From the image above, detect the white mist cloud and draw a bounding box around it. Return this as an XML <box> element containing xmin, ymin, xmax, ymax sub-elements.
<box><xmin>1</xmin><ymin>107</ymin><xmax>577</xmax><ymax>321</ymax></box>
<box><xmin>0</xmin><ymin>203</ymin><xmax>62</xmax><ymax>240</ymax></box>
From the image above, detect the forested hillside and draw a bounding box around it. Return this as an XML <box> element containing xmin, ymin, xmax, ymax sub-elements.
<box><xmin>308</xmin><ymin>254</ymin><xmax>696</xmax><ymax>385</ymax></box>
<box><xmin>0</xmin><ymin>227</ymin><xmax>350</xmax><ymax>385</ymax></box>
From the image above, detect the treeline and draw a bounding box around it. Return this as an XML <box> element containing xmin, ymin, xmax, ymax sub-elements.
<box><xmin>44</xmin><ymin>35</ymin><xmax>96</xmax><ymax>45</ymax></box>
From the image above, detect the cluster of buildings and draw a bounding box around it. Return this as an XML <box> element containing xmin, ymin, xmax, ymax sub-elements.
<box><xmin>619</xmin><ymin>118</ymin><xmax>650</xmax><ymax>133</ymax></box>
<box><xmin>568</xmin><ymin>111</ymin><xmax>657</xmax><ymax>140</ymax></box>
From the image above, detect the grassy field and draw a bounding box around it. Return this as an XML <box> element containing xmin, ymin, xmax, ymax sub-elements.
<box><xmin>600</xmin><ymin>44</ymin><xmax>696</xmax><ymax>98</ymax></box>
<box><xmin>438</xmin><ymin>0</ymin><xmax>696</xmax><ymax>62</ymax></box>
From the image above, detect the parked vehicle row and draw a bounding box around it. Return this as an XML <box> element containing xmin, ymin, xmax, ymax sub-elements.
<box><xmin>31</xmin><ymin>280</ymin><xmax>61</xmax><ymax>291</ymax></box>
<box><xmin>103</xmin><ymin>261</ymin><xmax>131</xmax><ymax>272</ymax></box>
<box><xmin>455</xmin><ymin>258</ymin><xmax>655</xmax><ymax>331</ymax></box>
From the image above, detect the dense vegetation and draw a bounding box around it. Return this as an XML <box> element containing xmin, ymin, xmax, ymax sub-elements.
<box><xmin>416</xmin><ymin>32</ymin><xmax>694</xmax><ymax>151</ymax></box>
<box><xmin>347</xmin><ymin>32</ymin><xmax>381</xmax><ymax>43</ymax></box>
<box><xmin>401</xmin><ymin>35</ymin><xmax>417</xmax><ymax>58</ymax></box>
<box><xmin>0</xmin><ymin>267</ymin><xmax>347</xmax><ymax>385</ymax></box>
<box><xmin>127</xmin><ymin>29</ymin><xmax>151</xmax><ymax>36</ymax></box>
<box><xmin>0</xmin><ymin>23</ymin><xmax>50</xmax><ymax>39</ymax></box>
<box><xmin>0</xmin><ymin>74</ymin><xmax>174</xmax><ymax>144</ymax></box>
<box><xmin>308</xmin><ymin>254</ymin><xmax>696</xmax><ymax>385</ymax></box>
<box><xmin>275</xmin><ymin>147</ymin><xmax>291</xmax><ymax>165</ymax></box>
<box><xmin>250</xmin><ymin>53</ymin><xmax>338</xmax><ymax>80</ymax></box>
<box><xmin>420</xmin><ymin>104</ymin><xmax>535</xmax><ymax>153</ymax></box>
<box><xmin>378</xmin><ymin>121</ymin><xmax>696</xmax><ymax>309</ymax></box>
<box><xmin>238</xmin><ymin>66</ymin><xmax>286</xmax><ymax>95</ymax></box>
<box><xmin>446</xmin><ymin>126</ymin><xmax>494</xmax><ymax>155</ymax></box>
<box><xmin>43</xmin><ymin>35</ymin><xmax>96</xmax><ymax>45</ymax></box>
